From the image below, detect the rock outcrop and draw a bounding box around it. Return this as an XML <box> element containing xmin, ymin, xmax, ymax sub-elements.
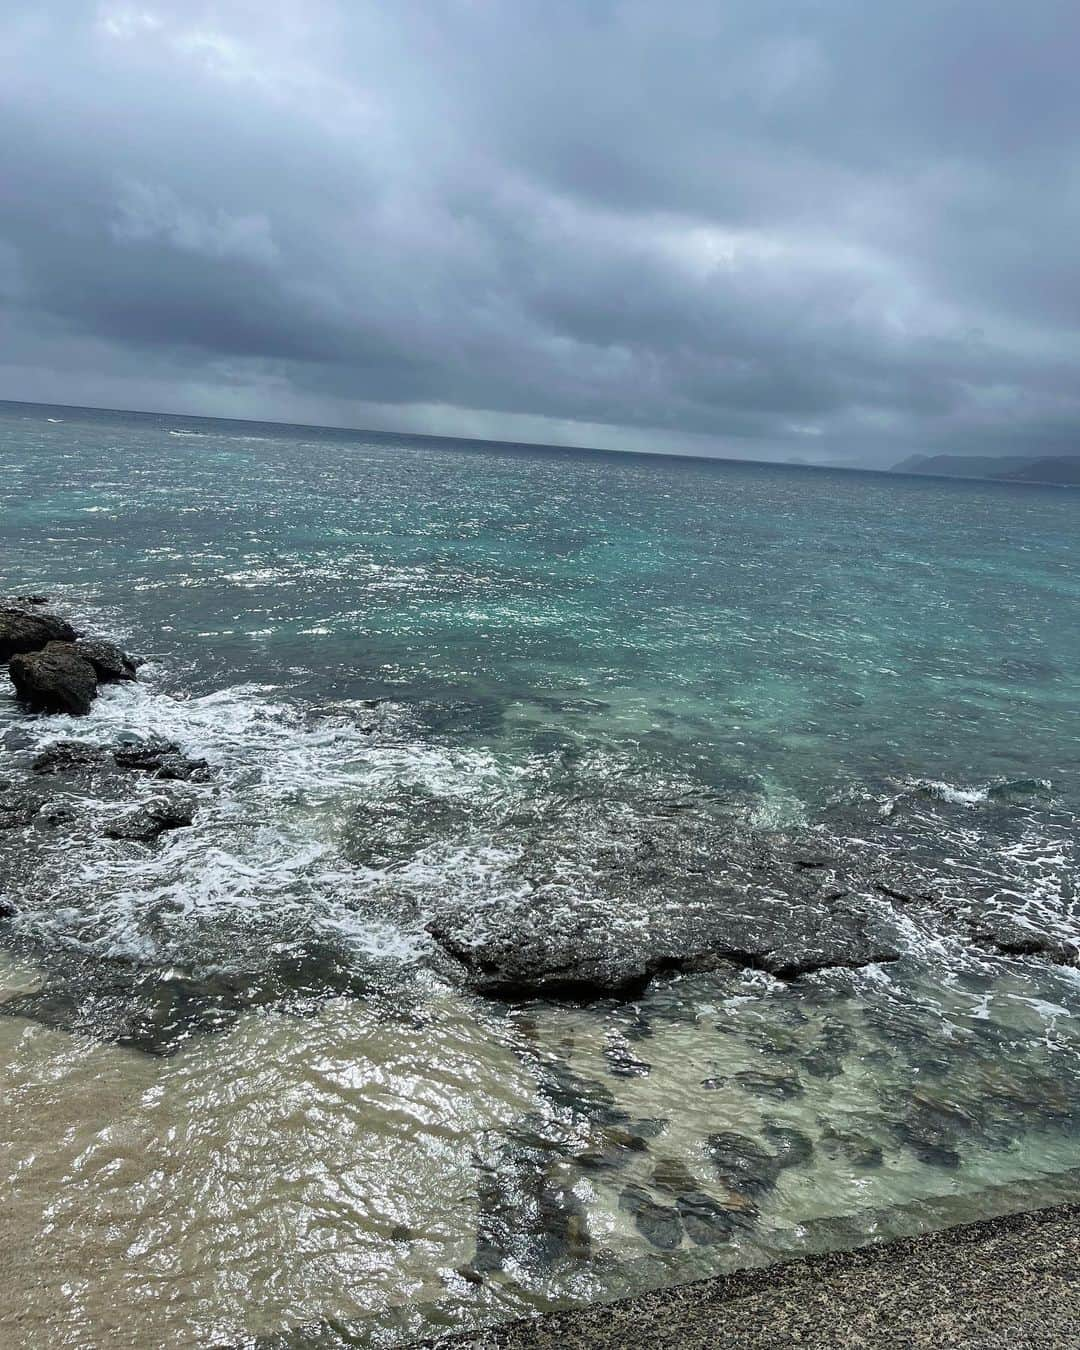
<box><xmin>0</xmin><ymin>603</ymin><xmax>78</xmax><ymax>661</ymax></box>
<box><xmin>9</xmin><ymin>642</ymin><xmax>99</xmax><ymax>715</ymax></box>
<box><xmin>3</xmin><ymin>600</ymin><xmax>139</xmax><ymax>714</ymax></box>
<box><xmin>74</xmin><ymin>637</ymin><xmax>138</xmax><ymax>682</ymax></box>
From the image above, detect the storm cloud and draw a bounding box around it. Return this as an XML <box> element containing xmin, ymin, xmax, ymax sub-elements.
<box><xmin>1</xmin><ymin>1</ymin><xmax>1078</xmax><ymax>464</ymax></box>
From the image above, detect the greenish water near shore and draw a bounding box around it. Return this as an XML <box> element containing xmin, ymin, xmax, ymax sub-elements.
<box><xmin>1</xmin><ymin>402</ymin><xmax>1078</xmax><ymax>1346</ymax></box>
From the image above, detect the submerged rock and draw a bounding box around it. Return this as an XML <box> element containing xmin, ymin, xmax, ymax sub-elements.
<box><xmin>974</xmin><ymin>916</ymin><xmax>1079</xmax><ymax>966</ymax></box>
<box><xmin>104</xmin><ymin>795</ymin><xmax>195</xmax><ymax>841</ymax></box>
<box><xmin>762</xmin><ymin>1124</ymin><xmax>815</xmax><ymax>1169</ymax></box>
<box><xmin>734</xmin><ymin>1069</ymin><xmax>805</xmax><ymax>1100</ymax></box>
<box><xmin>675</xmin><ymin>1191</ymin><xmax>746</xmax><ymax>1245</ymax></box>
<box><xmin>0</xmin><ymin>784</ymin><xmax>43</xmax><ymax>829</ymax></box>
<box><xmin>705</xmin><ymin>1131</ymin><xmax>781</xmax><ymax>1197</ymax></box>
<box><xmin>9</xmin><ymin>641</ymin><xmax>98</xmax><ymax>714</ymax></box>
<box><xmin>619</xmin><ymin>1184</ymin><xmax>684</xmax><ymax>1250</ymax></box>
<box><xmin>0</xmin><ymin>942</ymin><xmax>370</xmax><ymax>1054</ymax></box>
<box><xmin>0</xmin><ymin>603</ymin><xmax>77</xmax><ymax>661</ymax></box>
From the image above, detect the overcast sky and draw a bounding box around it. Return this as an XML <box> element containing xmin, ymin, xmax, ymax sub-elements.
<box><xmin>1</xmin><ymin>2</ymin><xmax>1078</xmax><ymax>465</ymax></box>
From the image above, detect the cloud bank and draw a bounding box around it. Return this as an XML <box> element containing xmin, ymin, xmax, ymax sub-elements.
<box><xmin>2</xmin><ymin>1</ymin><xmax>1078</xmax><ymax>464</ymax></box>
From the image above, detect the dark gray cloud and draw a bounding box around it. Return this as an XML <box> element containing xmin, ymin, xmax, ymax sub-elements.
<box><xmin>1</xmin><ymin>1</ymin><xmax>1078</xmax><ymax>464</ymax></box>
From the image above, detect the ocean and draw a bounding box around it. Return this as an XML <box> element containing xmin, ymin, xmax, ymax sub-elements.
<box><xmin>1</xmin><ymin>400</ymin><xmax>1079</xmax><ymax>1346</ymax></box>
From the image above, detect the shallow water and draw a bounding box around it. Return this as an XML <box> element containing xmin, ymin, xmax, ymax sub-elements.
<box><xmin>1</xmin><ymin>401</ymin><xmax>1079</xmax><ymax>1347</ymax></box>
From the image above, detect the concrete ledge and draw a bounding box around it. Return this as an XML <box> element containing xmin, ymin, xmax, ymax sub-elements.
<box><xmin>423</xmin><ymin>1202</ymin><xmax>1080</xmax><ymax>1348</ymax></box>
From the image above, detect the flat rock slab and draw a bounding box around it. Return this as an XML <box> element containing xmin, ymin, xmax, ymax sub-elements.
<box><xmin>424</xmin><ymin>1202</ymin><xmax>1080</xmax><ymax>1349</ymax></box>
<box><xmin>429</xmin><ymin>887</ymin><xmax>901</xmax><ymax>1003</ymax></box>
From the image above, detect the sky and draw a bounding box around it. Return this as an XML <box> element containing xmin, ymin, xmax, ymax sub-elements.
<box><xmin>1</xmin><ymin>2</ymin><xmax>1078</xmax><ymax>466</ymax></box>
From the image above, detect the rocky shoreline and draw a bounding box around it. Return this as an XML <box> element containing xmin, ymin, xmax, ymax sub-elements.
<box><xmin>4</xmin><ymin>592</ymin><xmax>1080</xmax><ymax>1337</ymax></box>
<box><xmin>3</xmin><ymin>593</ymin><xmax>1078</xmax><ymax>1040</ymax></box>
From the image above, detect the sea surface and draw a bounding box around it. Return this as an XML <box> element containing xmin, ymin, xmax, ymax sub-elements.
<box><xmin>1</xmin><ymin>400</ymin><xmax>1079</xmax><ymax>1347</ymax></box>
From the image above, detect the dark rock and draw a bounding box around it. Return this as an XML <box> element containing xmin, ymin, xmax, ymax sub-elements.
<box><xmin>604</xmin><ymin>1035</ymin><xmax>652</xmax><ymax>1078</ymax></box>
<box><xmin>651</xmin><ymin>1158</ymin><xmax>701</xmax><ymax>1195</ymax></box>
<box><xmin>0</xmin><ymin>785</ymin><xmax>42</xmax><ymax>829</ymax></box>
<box><xmin>0</xmin><ymin>895</ymin><xmax>15</xmax><ymax>918</ymax></box>
<box><xmin>104</xmin><ymin>795</ymin><xmax>195</xmax><ymax>841</ymax></box>
<box><xmin>0</xmin><ymin>604</ymin><xmax>77</xmax><ymax>661</ymax></box>
<box><xmin>762</xmin><ymin>1125</ymin><xmax>814</xmax><ymax>1169</ymax></box>
<box><xmin>734</xmin><ymin>1069</ymin><xmax>805</xmax><ymax>1100</ymax></box>
<box><xmin>341</xmin><ymin>784</ymin><xmax>470</xmax><ymax>867</ymax></box>
<box><xmin>37</xmin><ymin>800</ymin><xmax>76</xmax><ymax>826</ymax></box>
<box><xmin>74</xmin><ymin>637</ymin><xmax>137</xmax><ymax>682</ymax></box>
<box><xmin>471</xmin><ymin>1144</ymin><xmax>591</xmax><ymax>1272</ymax></box>
<box><xmin>619</xmin><ymin>1185</ymin><xmax>684</xmax><ymax>1250</ymax></box>
<box><xmin>676</xmin><ymin>1192</ymin><xmax>747</xmax><ymax>1245</ymax></box>
<box><xmin>9</xmin><ymin>642</ymin><xmax>98</xmax><ymax>714</ymax></box>
<box><xmin>706</xmin><ymin>1132</ymin><xmax>780</xmax><ymax>1197</ymax></box>
<box><xmin>32</xmin><ymin>740</ymin><xmax>110</xmax><ymax>774</ymax></box>
<box><xmin>8</xmin><ymin>594</ymin><xmax>49</xmax><ymax>606</ymax></box>
<box><xmin>112</xmin><ymin>738</ymin><xmax>181</xmax><ymax>768</ymax></box>
<box><xmin>873</xmin><ymin>873</ymin><xmax>940</xmax><ymax>905</ymax></box>
<box><xmin>974</xmin><ymin>917</ymin><xmax>1078</xmax><ymax>965</ymax></box>
<box><xmin>113</xmin><ymin>739</ymin><xmax>210</xmax><ymax>781</ymax></box>
<box><xmin>430</xmin><ymin>890</ymin><xmax>902</xmax><ymax>1004</ymax></box>
<box><xmin>820</xmin><ymin>1127</ymin><xmax>884</xmax><ymax>1170</ymax></box>
<box><xmin>0</xmin><ymin>941</ymin><xmax>369</xmax><ymax>1055</ymax></box>
<box><xmin>798</xmin><ymin>1050</ymin><xmax>844</xmax><ymax>1080</ymax></box>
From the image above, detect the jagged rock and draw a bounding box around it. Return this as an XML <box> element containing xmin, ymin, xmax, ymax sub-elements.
<box><xmin>32</xmin><ymin>740</ymin><xmax>110</xmax><ymax>774</ymax></box>
<box><xmin>0</xmin><ymin>604</ymin><xmax>78</xmax><ymax>661</ymax></box>
<box><xmin>9</xmin><ymin>642</ymin><xmax>98</xmax><ymax>714</ymax></box>
<box><xmin>104</xmin><ymin>795</ymin><xmax>195</xmax><ymax>841</ymax></box>
<box><xmin>430</xmin><ymin>890</ymin><xmax>901</xmax><ymax>1004</ymax></box>
<box><xmin>974</xmin><ymin>917</ymin><xmax>1079</xmax><ymax>965</ymax></box>
<box><xmin>112</xmin><ymin>739</ymin><xmax>210</xmax><ymax>781</ymax></box>
<box><xmin>74</xmin><ymin>637</ymin><xmax>137</xmax><ymax>682</ymax></box>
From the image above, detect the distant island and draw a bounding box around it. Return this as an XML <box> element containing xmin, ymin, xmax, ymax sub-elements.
<box><xmin>893</xmin><ymin>452</ymin><xmax>1080</xmax><ymax>486</ymax></box>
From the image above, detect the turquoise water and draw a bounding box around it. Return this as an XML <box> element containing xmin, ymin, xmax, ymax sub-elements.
<box><xmin>1</xmin><ymin>401</ymin><xmax>1079</xmax><ymax>1346</ymax></box>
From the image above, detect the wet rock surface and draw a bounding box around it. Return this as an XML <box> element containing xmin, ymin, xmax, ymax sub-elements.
<box><xmin>112</xmin><ymin>737</ymin><xmax>210</xmax><ymax>780</ymax></box>
<box><xmin>103</xmin><ymin>794</ymin><xmax>196</xmax><ymax>840</ymax></box>
<box><xmin>73</xmin><ymin>637</ymin><xmax>138</xmax><ymax>682</ymax></box>
<box><xmin>0</xmin><ymin>601</ymin><xmax>78</xmax><ymax>661</ymax></box>
<box><xmin>0</xmin><ymin>942</ymin><xmax>372</xmax><ymax>1055</ymax></box>
<box><xmin>9</xmin><ymin>642</ymin><xmax>99</xmax><ymax>714</ymax></box>
<box><xmin>2</xmin><ymin>599</ymin><xmax>138</xmax><ymax>715</ymax></box>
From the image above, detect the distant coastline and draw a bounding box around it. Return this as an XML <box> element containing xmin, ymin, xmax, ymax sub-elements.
<box><xmin>892</xmin><ymin>450</ymin><xmax>1080</xmax><ymax>487</ymax></box>
<box><xmin>4</xmin><ymin>398</ymin><xmax>1079</xmax><ymax>486</ymax></box>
